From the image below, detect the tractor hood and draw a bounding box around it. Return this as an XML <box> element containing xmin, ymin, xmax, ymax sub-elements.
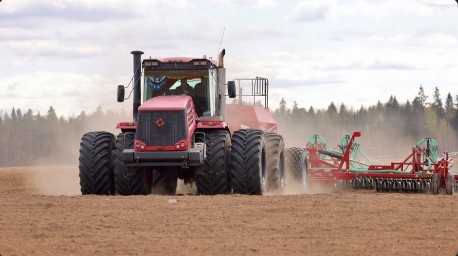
<box><xmin>139</xmin><ymin>95</ymin><xmax>194</xmax><ymax>111</ymax></box>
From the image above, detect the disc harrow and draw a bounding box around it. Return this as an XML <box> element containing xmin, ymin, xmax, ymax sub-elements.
<box><xmin>304</xmin><ymin>132</ymin><xmax>457</xmax><ymax>195</ymax></box>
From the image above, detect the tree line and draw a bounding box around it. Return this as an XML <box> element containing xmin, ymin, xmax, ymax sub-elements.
<box><xmin>0</xmin><ymin>106</ymin><xmax>130</xmax><ymax>167</ymax></box>
<box><xmin>1</xmin><ymin>85</ymin><xmax>457</xmax><ymax>167</ymax></box>
<box><xmin>275</xmin><ymin>86</ymin><xmax>458</xmax><ymax>158</ymax></box>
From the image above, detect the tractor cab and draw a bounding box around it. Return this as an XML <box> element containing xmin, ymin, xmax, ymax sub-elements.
<box><xmin>143</xmin><ymin>69</ymin><xmax>213</xmax><ymax>116</ymax></box>
<box><xmin>118</xmin><ymin>53</ymin><xmax>236</xmax><ymax>120</ymax></box>
<box><xmin>142</xmin><ymin>58</ymin><xmax>216</xmax><ymax>117</ymax></box>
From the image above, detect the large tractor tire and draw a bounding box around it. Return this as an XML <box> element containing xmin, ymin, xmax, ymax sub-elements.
<box><xmin>431</xmin><ymin>173</ymin><xmax>440</xmax><ymax>195</ymax></box>
<box><xmin>285</xmin><ymin>147</ymin><xmax>308</xmax><ymax>193</ymax></box>
<box><xmin>445</xmin><ymin>173</ymin><xmax>455</xmax><ymax>195</ymax></box>
<box><xmin>79</xmin><ymin>131</ymin><xmax>116</xmax><ymax>195</ymax></box>
<box><xmin>230</xmin><ymin>129</ymin><xmax>266</xmax><ymax>195</ymax></box>
<box><xmin>114</xmin><ymin>132</ymin><xmax>150</xmax><ymax>195</ymax></box>
<box><xmin>195</xmin><ymin>130</ymin><xmax>231</xmax><ymax>195</ymax></box>
<box><xmin>265</xmin><ymin>133</ymin><xmax>285</xmax><ymax>194</ymax></box>
<box><xmin>151</xmin><ymin>169</ymin><xmax>177</xmax><ymax>195</ymax></box>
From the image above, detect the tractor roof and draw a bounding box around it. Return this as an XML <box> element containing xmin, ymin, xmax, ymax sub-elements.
<box><xmin>146</xmin><ymin>57</ymin><xmax>217</xmax><ymax>66</ymax></box>
<box><xmin>157</xmin><ymin>56</ymin><xmax>216</xmax><ymax>65</ymax></box>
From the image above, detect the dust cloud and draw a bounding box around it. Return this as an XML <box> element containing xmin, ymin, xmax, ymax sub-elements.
<box><xmin>28</xmin><ymin>111</ymin><xmax>131</xmax><ymax>196</ymax></box>
<box><xmin>176</xmin><ymin>180</ymin><xmax>197</xmax><ymax>194</ymax></box>
<box><xmin>25</xmin><ymin>165</ymin><xmax>81</xmax><ymax>196</ymax></box>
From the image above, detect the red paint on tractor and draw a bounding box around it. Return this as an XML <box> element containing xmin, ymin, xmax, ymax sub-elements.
<box><xmin>139</xmin><ymin>95</ymin><xmax>196</xmax><ymax>111</ymax></box>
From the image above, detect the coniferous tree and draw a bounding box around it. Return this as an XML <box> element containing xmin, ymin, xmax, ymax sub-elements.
<box><xmin>445</xmin><ymin>93</ymin><xmax>455</xmax><ymax>119</ymax></box>
<box><xmin>327</xmin><ymin>102</ymin><xmax>337</xmax><ymax>115</ymax></box>
<box><xmin>413</xmin><ymin>85</ymin><xmax>428</xmax><ymax>108</ymax></box>
<box><xmin>47</xmin><ymin>106</ymin><xmax>58</xmax><ymax>122</ymax></box>
<box><xmin>386</xmin><ymin>95</ymin><xmax>400</xmax><ymax>113</ymax></box>
<box><xmin>278</xmin><ymin>97</ymin><xmax>287</xmax><ymax>114</ymax></box>
<box><xmin>432</xmin><ymin>87</ymin><xmax>444</xmax><ymax>118</ymax></box>
<box><xmin>11</xmin><ymin>107</ymin><xmax>17</xmax><ymax>122</ymax></box>
<box><xmin>16</xmin><ymin>108</ymin><xmax>22</xmax><ymax>121</ymax></box>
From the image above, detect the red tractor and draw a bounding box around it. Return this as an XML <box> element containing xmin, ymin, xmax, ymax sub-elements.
<box><xmin>78</xmin><ymin>50</ymin><xmax>305</xmax><ymax>195</ymax></box>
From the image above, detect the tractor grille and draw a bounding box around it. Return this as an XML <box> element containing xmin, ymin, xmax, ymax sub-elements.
<box><xmin>136</xmin><ymin>110</ymin><xmax>187</xmax><ymax>146</ymax></box>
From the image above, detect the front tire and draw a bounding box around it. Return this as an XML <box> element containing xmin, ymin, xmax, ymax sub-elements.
<box><xmin>195</xmin><ymin>130</ymin><xmax>231</xmax><ymax>195</ymax></box>
<box><xmin>114</xmin><ymin>132</ymin><xmax>150</xmax><ymax>195</ymax></box>
<box><xmin>230</xmin><ymin>129</ymin><xmax>266</xmax><ymax>195</ymax></box>
<box><xmin>79</xmin><ymin>131</ymin><xmax>116</xmax><ymax>195</ymax></box>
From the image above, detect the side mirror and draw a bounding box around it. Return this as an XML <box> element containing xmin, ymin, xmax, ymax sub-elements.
<box><xmin>117</xmin><ymin>85</ymin><xmax>125</xmax><ymax>102</ymax></box>
<box><xmin>227</xmin><ymin>81</ymin><xmax>236</xmax><ymax>98</ymax></box>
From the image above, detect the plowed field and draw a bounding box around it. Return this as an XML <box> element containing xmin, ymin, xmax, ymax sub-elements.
<box><xmin>0</xmin><ymin>166</ymin><xmax>457</xmax><ymax>255</ymax></box>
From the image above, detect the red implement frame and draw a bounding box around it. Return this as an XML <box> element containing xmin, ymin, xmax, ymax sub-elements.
<box><xmin>305</xmin><ymin>132</ymin><xmax>456</xmax><ymax>190</ymax></box>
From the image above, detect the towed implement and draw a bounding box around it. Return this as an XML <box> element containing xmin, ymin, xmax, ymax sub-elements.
<box><xmin>78</xmin><ymin>50</ymin><xmax>296</xmax><ymax>196</ymax></box>
<box><xmin>301</xmin><ymin>132</ymin><xmax>457</xmax><ymax>195</ymax></box>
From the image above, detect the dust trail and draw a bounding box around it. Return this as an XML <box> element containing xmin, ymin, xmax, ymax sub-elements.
<box><xmin>26</xmin><ymin>165</ymin><xmax>81</xmax><ymax>196</ymax></box>
<box><xmin>27</xmin><ymin>112</ymin><xmax>129</xmax><ymax>196</ymax></box>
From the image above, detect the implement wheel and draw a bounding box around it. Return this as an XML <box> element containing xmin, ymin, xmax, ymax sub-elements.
<box><xmin>195</xmin><ymin>130</ymin><xmax>231</xmax><ymax>195</ymax></box>
<box><xmin>79</xmin><ymin>131</ymin><xmax>116</xmax><ymax>195</ymax></box>
<box><xmin>445</xmin><ymin>173</ymin><xmax>455</xmax><ymax>195</ymax></box>
<box><xmin>265</xmin><ymin>133</ymin><xmax>285</xmax><ymax>194</ymax></box>
<box><xmin>114</xmin><ymin>132</ymin><xmax>150</xmax><ymax>195</ymax></box>
<box><xmin>230</xmin><ymin>129</ymin><xmax>266</xmax><ymax>195</ymax></box>
<box><xmin>431</xmin><ymin>173</ymin><xmax>440</xmax><ymax>195</ymax></box>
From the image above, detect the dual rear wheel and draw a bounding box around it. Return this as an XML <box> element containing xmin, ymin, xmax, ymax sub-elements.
<box><xmin>229</xmin><ymin>129</ymin><xmax>287</xmax><ymax>195</ymax></box>
<box><xmin>79</xmin><ymin>131</ymin><xmax>177</xmax><ymax>196</ymax></box>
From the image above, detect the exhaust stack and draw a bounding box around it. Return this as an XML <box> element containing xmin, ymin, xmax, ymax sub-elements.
<box><xmin>218</xmin><ymin>49</ymin><xmax>225</xmax><ymax>68</ymax></box>
<box><xmin>217</xmin><ymin>49</ymin><xmax>226</xmax><ymax>117</ymax></box>
<box><xmin>131</xmin><ymin>50</ymin><xmax>144</xmax><ymax>121</ymax></box>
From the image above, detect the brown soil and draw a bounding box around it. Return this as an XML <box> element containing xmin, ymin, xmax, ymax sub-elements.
<box><xmin>0</xmin><ymin>166</ymin><xmax>457</xmax><ymax>256</ymax></box>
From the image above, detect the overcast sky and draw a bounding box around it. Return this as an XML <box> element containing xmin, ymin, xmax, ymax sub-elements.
<box><xmin>1</xmin><ymin>0</ymin><xmax>457</xmax><ymax>117</ymax></box>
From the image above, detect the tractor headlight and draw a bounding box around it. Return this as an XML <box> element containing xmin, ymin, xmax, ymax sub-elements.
<box><xmin>144</xmin><ymin>61</ymin><xmax>159</xmax><ymax>67</ymax></box>
<box><xmin>193</xmin><ymin>60</ymin><xmax>208</xmax><ymax>66</ymax></box>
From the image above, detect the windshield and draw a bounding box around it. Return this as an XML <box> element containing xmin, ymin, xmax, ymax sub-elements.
<box><xmin>143</xmin><ymin>71</ymin><xmax>211</xmax><ymax>116</ymax></box>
